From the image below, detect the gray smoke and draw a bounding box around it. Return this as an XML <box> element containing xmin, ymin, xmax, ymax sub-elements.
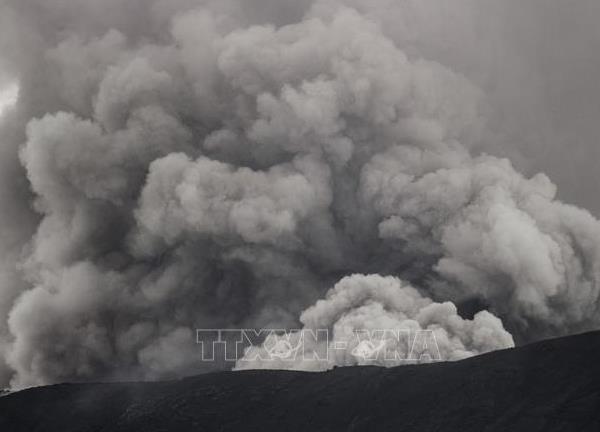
<box><xmin>0</xmin><ymin>0</ymin><xmax>600</xmax><ymax>387</ymax></box>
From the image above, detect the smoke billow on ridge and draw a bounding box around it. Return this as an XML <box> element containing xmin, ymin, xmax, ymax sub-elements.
<box><xmin>0</xmin><ymin>0</ymin><xmax>599</xmax><ymax>387</ymax></box>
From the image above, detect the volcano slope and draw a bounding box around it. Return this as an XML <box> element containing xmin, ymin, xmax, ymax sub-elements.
<box><xmin>0</xmin><ymin>331</ymin><xmax>599</xmax><ymax>432</ymax></box>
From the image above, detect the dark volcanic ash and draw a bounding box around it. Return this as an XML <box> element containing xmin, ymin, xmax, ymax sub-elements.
<box><xmin>0</xmin><ymin>0</ymin><xmax>599</xmax><ymax>387</ymax></box>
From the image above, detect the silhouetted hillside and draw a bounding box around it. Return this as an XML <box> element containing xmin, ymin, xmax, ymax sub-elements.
<box><xmin>1</xmin><ymin>331</ymin><xmax>599</xmax><ymax>431</ymax></box>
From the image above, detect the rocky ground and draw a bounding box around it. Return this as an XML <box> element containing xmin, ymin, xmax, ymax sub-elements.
<box><xmin>0</xmin><ymin>331</ymin><xmax>599</xmax><ymax>431</ymax></box>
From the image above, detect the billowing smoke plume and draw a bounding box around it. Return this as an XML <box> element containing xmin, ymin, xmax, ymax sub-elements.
<box><xmin>0</xmin><ymin>0</ymin><xmax>599</xmax><ymax>387</ymax></box>
<box><xmin>236</xmin><ymin>274</ymin><xmax>514</xmax><ymax>370</ymax></box>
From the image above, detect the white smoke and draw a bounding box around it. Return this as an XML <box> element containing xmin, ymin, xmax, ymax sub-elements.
<box><xmin>236</xmin><ymin>274</ymin><xmax>514</xmax><ymax>371</ymax></box>
<box><xmin>0</xmin><ymin>0</ymin><xmax>599</xmax><ymax>387</ymax></box>
<box><xmin>0</xmin><ymin>83</ymin><xmax>17</xmax><ymax>116</ymax></box>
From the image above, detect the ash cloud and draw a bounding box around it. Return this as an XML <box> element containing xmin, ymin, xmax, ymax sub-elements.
<box><xmin>0</xmin><ymin>0</ymin><xmax>599</xmax><ymax>387</ymax></box>
<box><xmin>236</xmin><ymin>274</ymin><xmax>514</xmax><ymax>371</ymax></box>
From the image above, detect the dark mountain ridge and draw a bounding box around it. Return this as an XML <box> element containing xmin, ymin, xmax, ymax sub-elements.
<box><xmin>1</xmin><ymin>331</ymin><xmax>599</xmax><ymax>431</ymax></box>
